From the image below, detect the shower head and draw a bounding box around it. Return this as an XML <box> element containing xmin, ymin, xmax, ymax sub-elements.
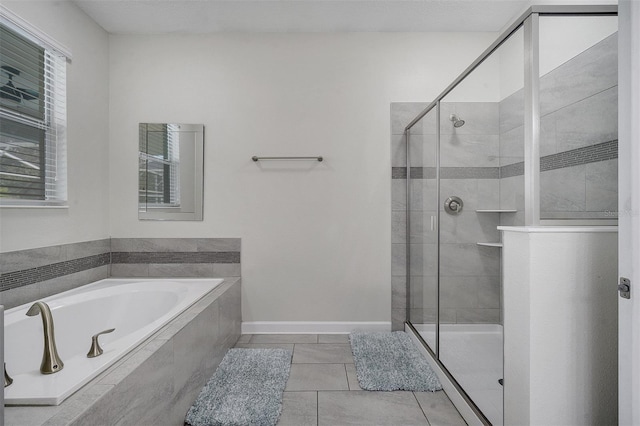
<box><xmin>449</xmin><ymin>114</ymin><xmax>465</xmax><ymax>128</ymax></box>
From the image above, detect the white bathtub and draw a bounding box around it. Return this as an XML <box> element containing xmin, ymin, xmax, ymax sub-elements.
<box><xmin>3</xmin><ymin>278</ymin><xmax>223</xmax><ymax>405</ymax></box>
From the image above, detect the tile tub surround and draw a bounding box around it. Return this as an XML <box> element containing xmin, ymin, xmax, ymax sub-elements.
<box><xmin>110</xmin><ymin>238</ymin><xmax>241</xmax><ymax>278</ymax></box>
<box><xmin>0</xmin><ymin>237</ymin><xmax>241</xmax><ymax>309</ymax></box>
<box><xmin>4</xmin><ymin>277</ymin><xmax>241</xmax><ymax>426</ymax></box>
<box><xmin>0</xmin><ymin>239</ymin><xmax>111</xmax><ymax>309</ymax></box>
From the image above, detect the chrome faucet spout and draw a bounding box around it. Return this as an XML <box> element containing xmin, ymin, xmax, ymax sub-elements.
<box><xmin>26</xmin><ymin>301</ymin><xmax>64</xmax><ymax>374</ymax></box>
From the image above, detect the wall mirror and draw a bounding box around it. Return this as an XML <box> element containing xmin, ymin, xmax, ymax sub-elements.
<box><xmin>138</xmin><ymin>123</ymin><xmax>204</xmax><ymax>221</ymax></box>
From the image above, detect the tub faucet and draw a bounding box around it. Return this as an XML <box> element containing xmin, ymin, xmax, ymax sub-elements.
<box><xmin>26</xmin><ymin>301</ymin><xmax>64</xmax><ymax>374</ymax></box>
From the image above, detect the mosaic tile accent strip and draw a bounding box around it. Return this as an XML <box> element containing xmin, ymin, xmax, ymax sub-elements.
<box><xmin>500</xmin><ymin>162</ymin><xmax>525</xmax><ymax>179</ymax></box>
<box><xmin>393</xmin><ymin>140</ymin><xmax>618</xmax><ymax>180</ymax></box>
<box><xmin>440</xmin><ymin>167</ymin><xmax>499</xmax><ymax>179</ymax></box>
<box><xmin>111</xmin><ymin>251</ymin><xmax>240</xmax><ymax>264</ymax></box>
<box><xmin>540</xmin><ymin>140</ymin><xmax>617</xmax><ymax>172</ymax></box>
<box><xmin>0</xmin><ymin>253</ymin><xmax>110</xmax><ymax>291</ymax></box>
<box><xmin>392</xmin><ymin>167</ymin><xmax>496</xmax><ymax>180</ymax></box>
<box><xmin>392</xmin><ymin>167</ymin><xmax>407</xmax><ymax>179</ymax></box>
<box><xmin>499</xmin><ymin>140</ymin><xmax>618</xmax><ymax>178</ymax></box>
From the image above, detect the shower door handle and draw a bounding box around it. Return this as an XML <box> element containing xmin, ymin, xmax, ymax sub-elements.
<box><xmin>431</xmin><ymin>215</ymin><xmax>436</xmax><ymax>231</ymax></box>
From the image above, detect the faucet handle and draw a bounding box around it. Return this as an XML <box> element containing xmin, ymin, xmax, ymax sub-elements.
<box><xmin>4</xmin><ymin>363</ymin><xmax>13</xmax><ymax>387</ymax></box>
<box><xmin>87</xmin><ymin>328</ymin><xmax>115</xmax><ymax>358</ymax></box>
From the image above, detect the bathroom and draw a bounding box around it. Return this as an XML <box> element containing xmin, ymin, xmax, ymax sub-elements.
<box><xmin>1</xmin><ymin>1</ymin><xmax>638</xmax><ymax>425</ymax></box>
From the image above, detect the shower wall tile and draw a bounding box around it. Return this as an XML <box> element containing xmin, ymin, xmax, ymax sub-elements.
<box><xmin>409</xmin><ymin>308</ymin><xmax>426</xmax><ymax>323</ymax></box>
<box><xmin>439</xmin><ymin>179</ymin><xmax>480</xmax><ymax>211</ymax></box>
<box><xmin>539</xmin><ymin>117</ymin><xmax>558</xmax><ymax>157</ymax></box>
<box><xmin>440</xmin><ymin>167</ymin><xmax>500</xmax><ymax>179</ymax></box>
<box><xmin>391</xmin><ymin>102</ymin><xmax>429</xmax><ymax>135</ymax></box>
<box><xmin>392</xmin><ymin>276</ymin><xmax>406</xmax><ymax>309</ymax></box>
<box><xmin>499</xmin><ymin>125</ymin><xmax>525</xmax><ymax>166</ymax></box>
<box><xmin>408</xmin><ymin>276</ymin><xmax>437</xmax><ymax>309</ymax></box>
<box><xmin>499</xmin><ymin>175</ymin><xmax>524</xmax><ymax>212</ymax></box>
<box><xmin>455</xmin><ymin>308</ymin><xmax>500</xmax><ymax>324</ymax></box>
<box><xmin>477</xmin><ymin>277</ymin><xmax>501</xmax><ymax>309</ymax></box>
<box><xmin>391</xmin><ymin>243</ymin><xmax>406</xmax><ymax>277</ymax></box>
<box><xmin>539</xmin><ymin>34</ymin><xmax>617</xmax><ymax>117</ymax></box>
<box><xmin>499</xmin><ymin>90</ymin><xmax>524</xmax><ymax>134</ymax></box>
<box><xmin>477</xmin><ymin>179</ymin><xmax>501</xmax><ymax>210</ymax></box>
<box><xmin>540</xmin><ymin>165</ymin><xmax>587</xmax><ymax>213</ymax></box>
<box><xmin>393</xmin><ymin>210</ymin><xmax>438</xmax><ymax>245</ymax></box>
<box><xmin>440</xmin><ymin>276</ymin><xmax>479</xmax><ymax>309</ymax></box>
<box><xmin>409</xmin><ymin>179</ymin><xmax>438</xmax><ymax>211</ymax></box>
<box><xmin>408</xmin><ymin>133</ymin><xmax>437</xmax><ymax>167</ymax></box>
<box><xmin>409</xmin><ymin>243</ymin><xmax>438</xmax><ymax>277</ymax></box>
<box><xmin>391</xmin><ymin>210</ymin><xmax>406</xmax><ymax>244</ymax></box>
<box><xmin>391</xmin><ymin>134</ymin><xmax>406</xmax><ymax>167</ymax></box>
<box><xmin>586</xmin><ymin>159</ymin><xmax>618</xmax><ymax>213</ymax></box>
<box><xmin>408</xmin><ymin>210</ymin><xmax>438</xmax><ymax>244</ymax></box>
<box><xmin>439</xmin><ymin>244</ymin><xmax>500</xmax><ymax>277</ymax></box>
<box><xmin>553</xmin><ymin>86</ymin><xmax>618</xmax><ymax>152</ymax></box>
<box><xmin>439</xmin><ymin>212</ymin><xmax>500</xmax><ymax>245</ymax></box>
<box><xmin>391</xmin><ymin>179</ymin><xmax>407</xmax><ymax>210</ymax></box>
<box><xmin>391</xmin><ymin>308</ymin><xmax>406</xmax><ymax>331</ymax></box>
<box><xmin>440</xmin><ymin>135</ymin><xmax>500</xmax><ymax>167</ymax></box>
<box><xmin>439</xmin><ymin>309</ymin><xmax>457</xmax><ymax>324</ymax></box>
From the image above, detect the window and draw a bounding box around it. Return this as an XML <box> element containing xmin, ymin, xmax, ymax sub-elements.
<box><xmin>0</xmin><ymin>15</ymin><xmax>68</xmax><ymax>206</ymax></box>
<box><xmin>139</xmin><ymin>124</ymin><xmax>182</xmax><ymax>208</ymax></box>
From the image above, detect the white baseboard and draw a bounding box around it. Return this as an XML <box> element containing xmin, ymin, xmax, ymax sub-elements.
<box><xmin>405</xmin><ymin>325</ymin><xmax>484</xmax><ymax>426</ymax></box>
<box><xmin>241</xmin><ymin>321</ymin><xmax>391</xmax><ymax>334</ymax></box>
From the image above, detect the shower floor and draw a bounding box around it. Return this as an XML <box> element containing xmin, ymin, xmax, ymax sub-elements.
<box><xmin>414</xmin><ymin>324</ymin><xmax>503</xmax><ymax>426</ymax></box>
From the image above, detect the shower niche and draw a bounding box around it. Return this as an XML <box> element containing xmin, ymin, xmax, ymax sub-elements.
<box><xmin>391</xmin><ymin>7</ymin><xmax>618</xmax><ymax>425</ymax></box>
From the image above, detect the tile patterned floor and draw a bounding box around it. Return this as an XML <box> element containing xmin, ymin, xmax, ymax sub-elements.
<box><xmin>234</xmin><ymin>334</ymin><xmax>467</xmax><ymax>426</ymax></box>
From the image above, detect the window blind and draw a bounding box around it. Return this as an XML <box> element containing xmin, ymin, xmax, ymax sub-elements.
<box><xmin>0</xmin><ymin>21</ymin><xmax>67</xmax><ymax>204</ymax></box>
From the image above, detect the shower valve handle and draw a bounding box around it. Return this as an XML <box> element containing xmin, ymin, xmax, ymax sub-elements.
<box><xmin>87</xmin><ymin>328</ymin><xmax>115</xmax><ymax>358</ymax></box>
<box><xmin>444</xmin><ymin>196</ymin><xmax>464</xmax><ymax>215</ymax></box>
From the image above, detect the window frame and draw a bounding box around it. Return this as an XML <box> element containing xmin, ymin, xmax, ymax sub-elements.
<box><xmin>0</xmin><ymin>6</ymin><xmax>71</xmax><ymax>208</ymax></box>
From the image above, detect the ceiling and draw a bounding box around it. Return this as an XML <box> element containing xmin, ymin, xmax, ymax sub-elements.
<box><xmin>72</xmin><ymin>0</ymin><xmax>538</xmax><ymax>34</ymax></box>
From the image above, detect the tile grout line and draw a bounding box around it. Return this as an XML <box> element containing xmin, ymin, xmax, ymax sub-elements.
<box><xmin>344</xmin><ymin>364</ymin><xmax>350</xmax><ymax>391</ymax></box>
<box><xmin>412</xmin><ymin>391</ymin><xmax>432</xmax><ymax>426</ymax></box>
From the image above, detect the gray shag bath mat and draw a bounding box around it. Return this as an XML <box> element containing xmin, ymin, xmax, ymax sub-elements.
<box><xmin>185</xmin><ymin>348</ymin><xmax>292</xmax><ymax>426</ymax></box>
<box><xmin>349</xmin><ymin>331</ymin><xmax>442</xmax><ymax>392</ymax></box>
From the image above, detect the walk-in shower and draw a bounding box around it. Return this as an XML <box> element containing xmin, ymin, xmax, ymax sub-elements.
<box><xmin>392</xmin><ymin>5</ymin><xmax>618</xmax><ymax>425</ymax></box>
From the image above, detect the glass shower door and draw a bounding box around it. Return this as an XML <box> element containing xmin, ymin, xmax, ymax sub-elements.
<box><xmin>407</xmin><ymin>109</ymin><xmax>438</xmax><ymax>353</ymax></box>
<box><xmin>436</xmin><ymin>26</ymin><xmax>524</xmax><ymax>426</ymax></box>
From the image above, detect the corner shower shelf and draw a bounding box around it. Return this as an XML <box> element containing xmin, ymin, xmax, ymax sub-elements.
<box><xmin>476</xmin><ymin>242</ymin><xmax>503</xmax><ymax>248</ymax></box>
<box><xmin>475</xmin><ymin>209</ymin><xmax>518</xmax><ymax>213</ymax></box>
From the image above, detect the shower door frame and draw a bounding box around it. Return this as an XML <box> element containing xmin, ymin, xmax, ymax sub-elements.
<box><xmin>404</xmin><ymin>4</ymin><xmax>619</xmax><ymax>425</ymax></box>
